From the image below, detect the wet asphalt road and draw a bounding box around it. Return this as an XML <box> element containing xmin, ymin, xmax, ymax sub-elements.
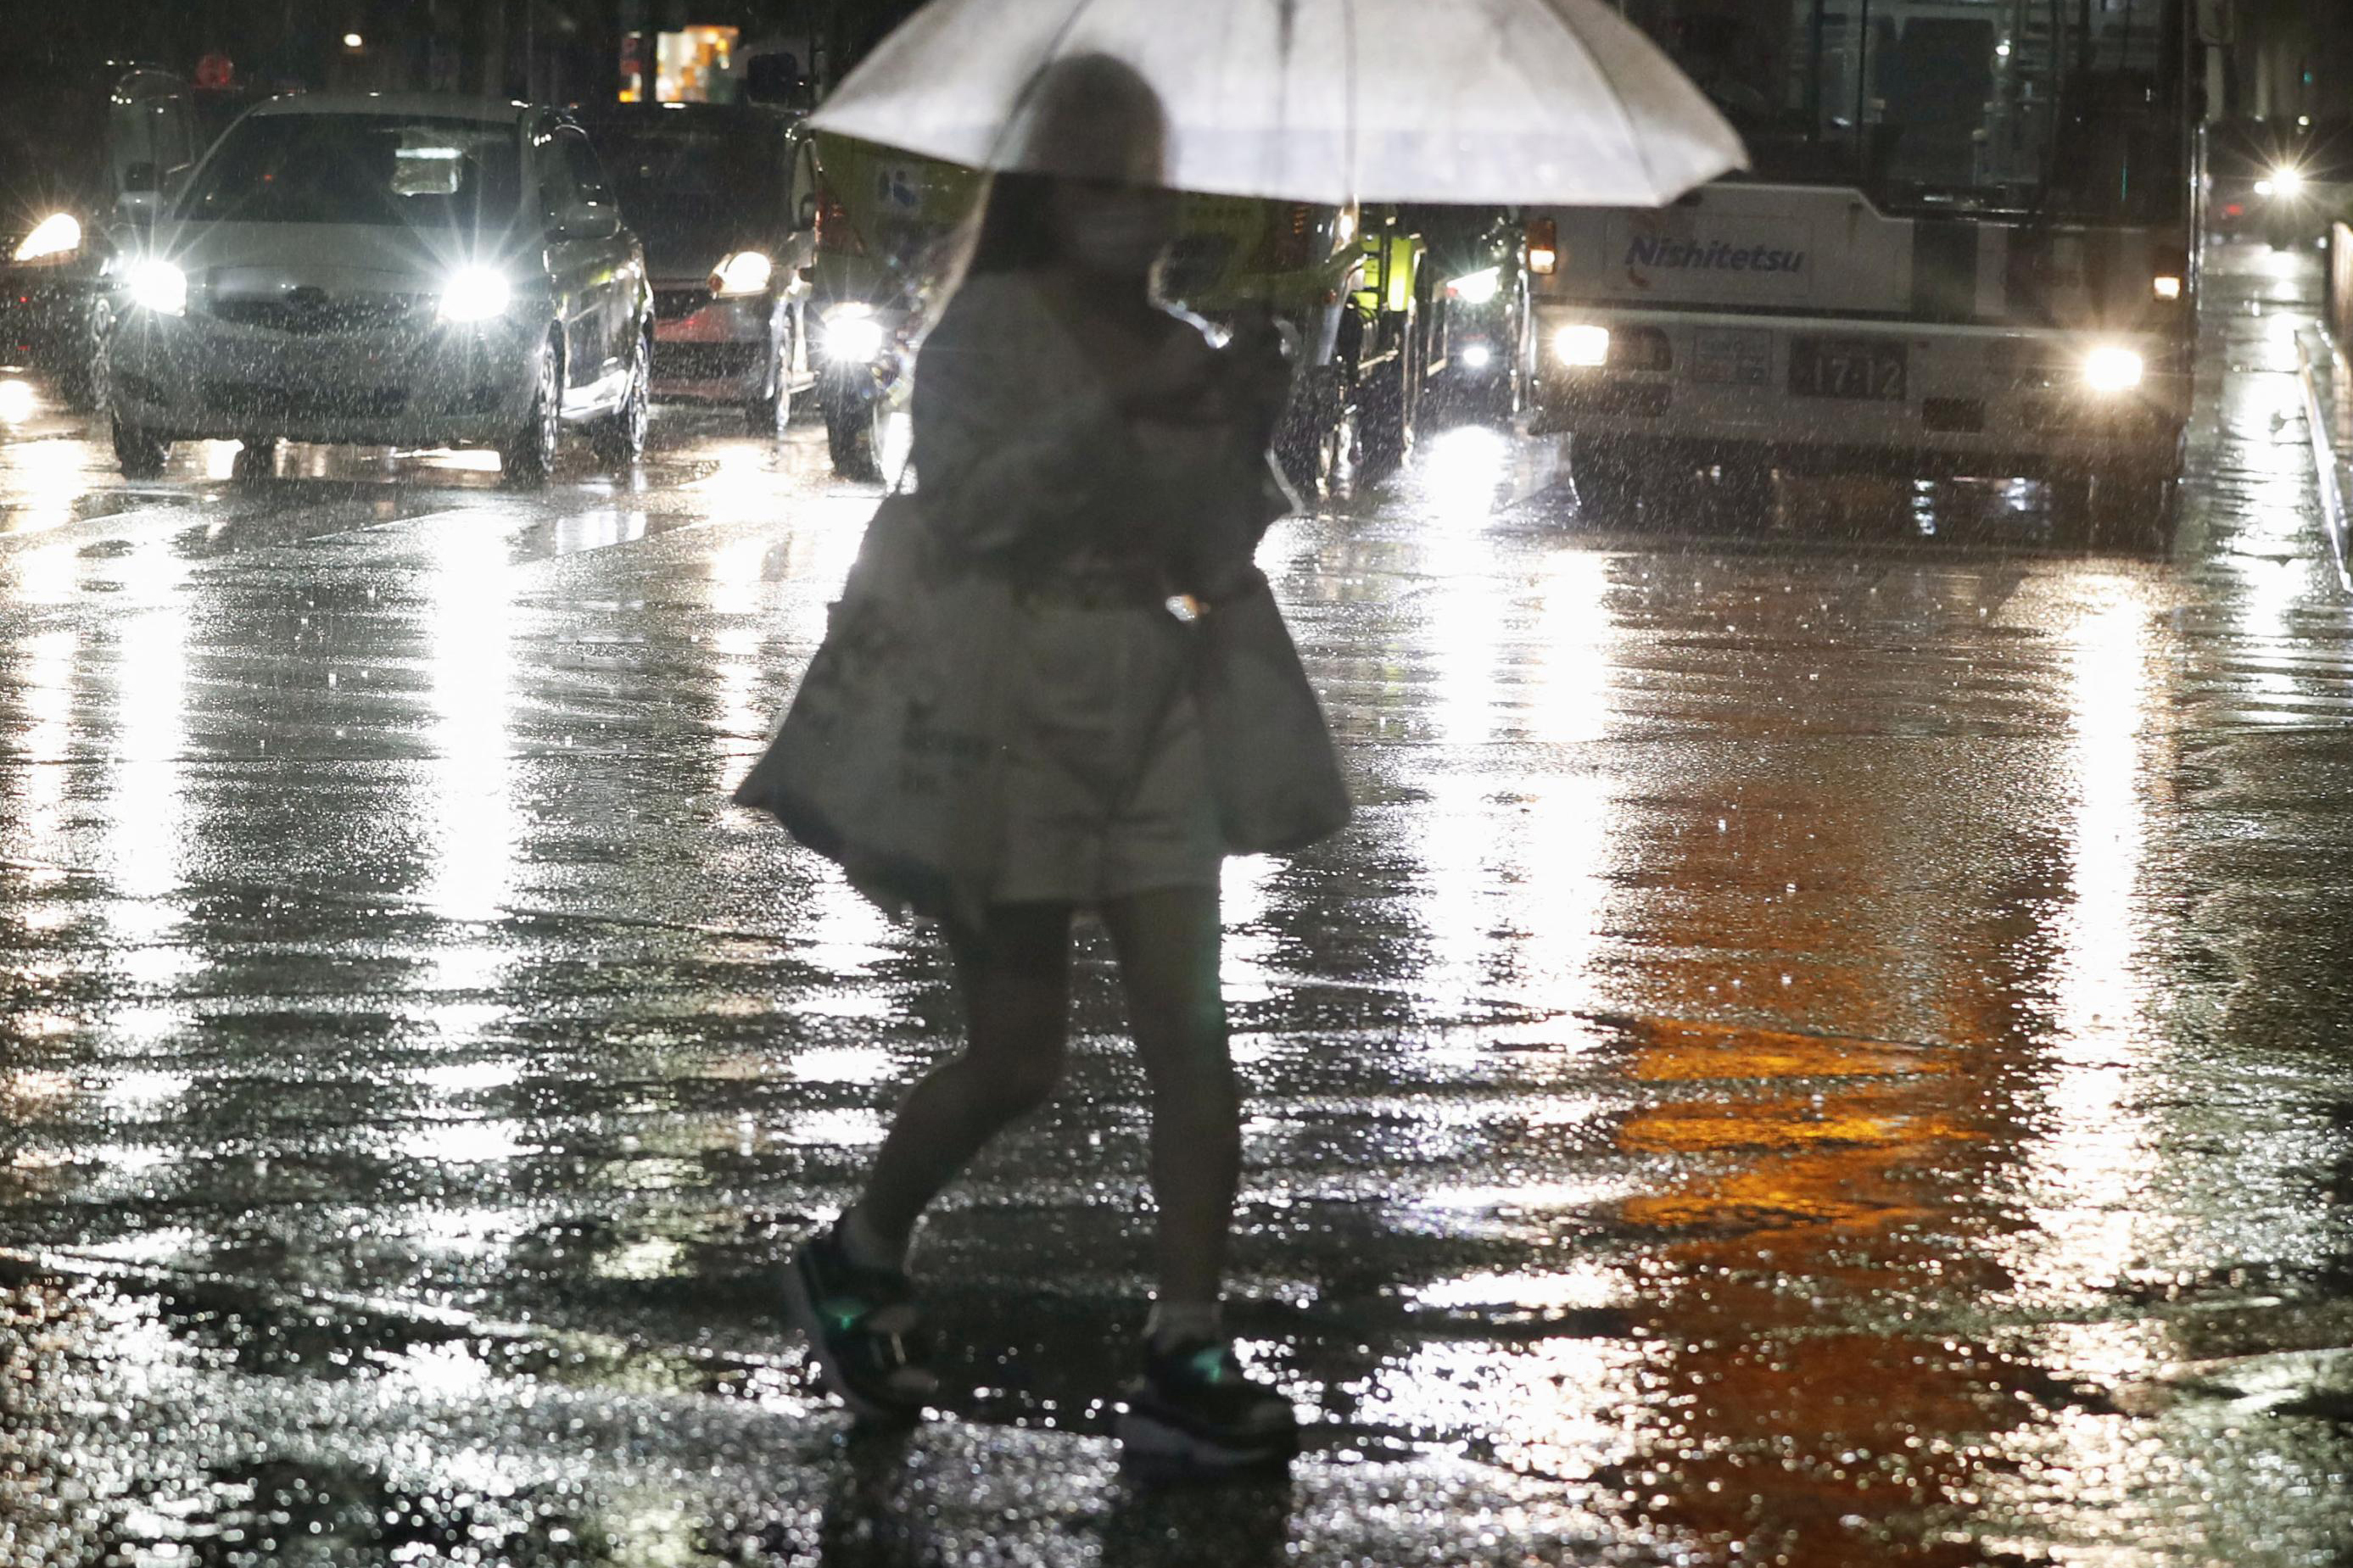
<box><xmin>3</xmin><ymin>239</ymin><xmax>2351</xmax><ymax>1568</ymax></box>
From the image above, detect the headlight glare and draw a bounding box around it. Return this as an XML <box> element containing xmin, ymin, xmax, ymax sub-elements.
<box><xmin>14</xmin><ymin>213</ymin><xmax>83</xmax><ymax>263</ymax></box>
<box><xmin>2271</xmin><ymin>166</ymin><xmax>2305</xmax><ymax>198</ymax></box>
<box><xmin>438</xmin><ymin>266</ymin><xmax>512</xmax><ymax>323</ymax></box>
<box><xmin>1458</xmin><ymin>343</ymin><xmax>1494</xmax><ymax>370</ymax></box>
<box><xmin>1554</xmin><ymin>322</ymin><xmax>1611</xmax><ymax>367</ymax></box>
<box><xmin>2082</xmin><ymin>345</ymin><xmax>2145</xmax><ymax>393</ymax></box>
<box><xmin>709</xmin><ymin>250</ymin><xmax>774</xmax><ymax>298</ymax></box>
<box><xmin>1445</xmin><ymin>266</ymin><xmax>1502</xmax><ymax>305</ymax></box>
<box><xmin>821</xmin><ymin>304</ymin><xmax>886</xmax><ymax>365</ymax></box>
<box><xmin>126</xmin><ymin>259</ymin><xmax>187</xmax><ymax>316</ymax></box>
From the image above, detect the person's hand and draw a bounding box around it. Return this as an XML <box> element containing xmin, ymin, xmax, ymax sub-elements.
<box><xmin>1218</xmin><ymin>306</ymin><xmax>1294</xmax><ymax>438</ymax></box>
<box><xmin>1113</xmin><ymin>328</ymin><xmax>1225</xmax><ymax>421</ymax></box>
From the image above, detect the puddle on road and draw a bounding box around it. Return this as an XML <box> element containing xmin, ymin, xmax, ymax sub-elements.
<box><xmin>3</xmin><ymin>243</ymin><xmax>2353</xmax><ymax>1565</ymax></box>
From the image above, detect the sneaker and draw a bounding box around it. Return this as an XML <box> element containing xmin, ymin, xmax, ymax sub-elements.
<box><xmin>1116</xmin><ymin>1337</ymin><xmax>1300</xmax><ymax>1478</ymax></box>
<box><xmin>783</xmin><ymin>1225</ymin><xmax>937</xmax><ymax>1424</ymax></box>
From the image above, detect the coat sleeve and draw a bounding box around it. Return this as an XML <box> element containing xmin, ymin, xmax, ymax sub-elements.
<box><xmin>910</xmin><ymin>279</ymin><xmax>1134</xmax><ymax>558</ymax></box>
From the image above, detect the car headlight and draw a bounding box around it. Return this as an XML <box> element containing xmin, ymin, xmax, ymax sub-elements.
<box><xmin>1458</xmin><ymin>342</ymin><xmax>1494</xmax><ymax>370</ymax></box>
<box><xmin>820</xmin><ymin>303</ymin><xmax>887</xmax><ymax>365</ymax></box>
<box><xmin>1553</xmin><ymin>323</ymin><xmax>1611</xmax><ymax>367</ymax></box>
<box><xmin>437</xmin><ymin>266</ymin><xmax>512</xmax><ymax>323</ymax></box>
<box><xmin>710</xmin><ymin>250</ymin><xmax>774</xmax><ymax>299</ymax></box>
<box><xmin>2082</xmin><ymin>345</ymin><xmax>2144</xmax><ymax>393</ymax></box>
<box><xmin>2269</xmin><ymin>166</ymin><xmax>2305</xmax><ymax>198</ymax></box>
<box><xmin>13</xmin><ymin>213</ymin><xmax>82</xmax><ymax>264</ymax></box>
<box><xmin>1445</xmin><ymin>266</ymin><xmax>1502</xmax><ymax>305</ymax></box>
<box><xmin>125</xmin><ymin>258</ymin><xmax>187</xmax><ymax>316</ymax></box>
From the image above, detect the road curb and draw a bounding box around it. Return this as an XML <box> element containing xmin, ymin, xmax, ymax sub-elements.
<box><xmin>2294</xmin><ymin>327</ymin><xmax>2353</xmax><ymax>591</ymax></box>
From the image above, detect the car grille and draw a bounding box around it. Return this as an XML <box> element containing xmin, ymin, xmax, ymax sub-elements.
<box><xmin>654</xmin><ymin>287</ymin><xmax>713</xmax><ymax>321</ymax></box>
<box><xmin>201</xmin><ymin>379</ymin><xmax>411</xmax><ymax>419</ymax></box>
<box><xmin>205</xmin><ymin>291</ymin><xmax>432</xmax><ymax>335</ymax></box>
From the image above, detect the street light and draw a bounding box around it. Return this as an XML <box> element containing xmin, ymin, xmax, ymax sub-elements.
<box><xmin>343</xmin><ymin>32</ymin><xmax>365</xmax><ymax>49</ymax></box>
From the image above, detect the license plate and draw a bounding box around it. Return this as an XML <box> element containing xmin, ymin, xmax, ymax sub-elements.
<box><xmin>1788</xmin><ymin>337</ymin><xmax>1907</xmax><ymax>400</ymax></box>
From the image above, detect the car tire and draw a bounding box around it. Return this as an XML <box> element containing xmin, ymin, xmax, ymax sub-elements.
<box><xmin>61</xmin><ymin>298</ymin><xmax>115</xmax><ymax>413</ymax></box>
<box><xmin>231</xmin><ymin>438</ymin><xmax>277</xmax><ymax>482</ymax></box>
<box><xmin>825</xmin><ymin>393</ymin><xmax>884</xmax><ymax>482</ymax></box>
<box><xmin>1357</xmin><ymin>312</ymin><xmax>1419</xmax><ymax>479</ymax></box>
<box><xmin>500</xmin><ymin>336</ymin><xmax>563</xmax><ymax>488</ymax></box>
<box><xmin>1570</xmin><ymin>434</ymin><xmax>1656</xmax><ymax>524</ymax></box>
<box><xmin>2088</xmin><ymin>470</ymin><xmax>2179</xmax><ymax>553</ymax></box>
<box><xmin>591</xmin><ymin>332</ymin><xmax>651</xmax><ymax>469</ymax></box>
<box><xmin>112</xmin><ymin>416</ymin><xmax>169</xmax><ymax>478</ymax></box>
<box><xmin>745</xmin><ymin>315</ymin><xmax>792</xmax><ymax>438</ymax></box>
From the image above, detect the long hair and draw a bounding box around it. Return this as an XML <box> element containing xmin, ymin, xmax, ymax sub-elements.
<box><xmin>925</xmin><ymin>53</ymin><xmax>1169</xmax><ymax>302</ymax></box>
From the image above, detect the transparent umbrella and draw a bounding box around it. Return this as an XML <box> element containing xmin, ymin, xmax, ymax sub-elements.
<box><xmin>808</xmin><ymin>0</ymin><xmax>1746</xmax><ymax>205</ymax></box>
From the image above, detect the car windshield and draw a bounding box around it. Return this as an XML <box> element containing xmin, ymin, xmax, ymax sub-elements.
<box><xmin>177</xmin><ymin>114</ymin><xmax>523</xmax><ymax>226</ymax></box>
<box><xmin>1625</xmin><ymin>0</ymin><xmax>2186</xmax><ymax>220</ymax></box>
<box><xmin>589</xmin><ymin>120</ymin><xmax>785</xmax><ymax>226</ymax></box>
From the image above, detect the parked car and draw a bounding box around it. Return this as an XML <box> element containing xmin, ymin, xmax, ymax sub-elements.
<box><xmin>104</xmin><ymin>94</ymin><xmax>653</xmax><ymax>483</ymax></box>
<box><xmin>574</xmin><ymin>102</ymin><xmax>817</xmax><ymax>435</ymax></box>
<box><xmin>1</xmin><ymin>63</ymin><xmax>203</xmax><ymax>409</ymax></box>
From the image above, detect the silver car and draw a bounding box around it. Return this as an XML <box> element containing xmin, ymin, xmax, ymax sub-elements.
<box><xmin>104</xmin><ymin>93</ymin><xmax>653</xmax><ymax>485</ymax></box>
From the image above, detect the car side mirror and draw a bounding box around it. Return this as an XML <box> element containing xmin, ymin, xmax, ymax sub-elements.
<box><xmin>554</xmin><ymin>204</ymin><xmax>621</xmax><ymax>243</ymax></box>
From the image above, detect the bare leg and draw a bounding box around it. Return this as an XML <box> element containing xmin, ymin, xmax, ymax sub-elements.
<box><xmin>1100</xmin><ymin>884</ymin><xmax>1236</xmax><ymax>1311</ymax></box>
<box><xmin>847</xmin><ymin>902</ymin><xmax>1075</xmax><ymax>1259</ymax></box>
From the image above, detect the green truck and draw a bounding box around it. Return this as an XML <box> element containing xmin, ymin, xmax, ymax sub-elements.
<box><xmin>803</xmin><ymin>133</ymin><xmax>1533</xmax><ymax>493</ymax></box>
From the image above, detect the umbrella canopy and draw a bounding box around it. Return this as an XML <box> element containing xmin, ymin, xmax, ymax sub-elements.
<box><xmin>808</xmin><ymin>0</ymin><xmax>1746</xmax><ymax>207</ymax></box>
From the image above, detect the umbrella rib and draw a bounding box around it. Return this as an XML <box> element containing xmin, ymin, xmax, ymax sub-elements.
<box><xmin>1567</xmin><ymin>2</ymin><xmax>1672</xmax><ymax>201</ymax></box>
<box><xmin>990</xmin><ymin>0</ymin><xmax>1109</xmax><ymax>170</ymax></box>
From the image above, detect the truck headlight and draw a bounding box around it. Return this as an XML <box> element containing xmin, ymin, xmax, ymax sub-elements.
<box><xmin>13</xmin><ymin>213</ymin><xmax>82</xmax><ymax>263</ymax></box>
<box><xmin>125</xmin><ymin>258</ymin><xmax>187</xmax><ymax>316</ymax></box>
<box><xmin>1554</xmin><ymin>323</ymin><xmax>1611</xmax><ymax>367</ymax></box>
<box><xmin>2082</xmin><ymin>345</ymin><xmax>2144</xmax><ymax>393</ymax></box>
<box><xmin>1445</xmin><ymin>266</ymin><xmax>1501</xmax><ymax>305</ymax></box>
<box><xmin>437</xmin><ymin>266</ymin><xmax>512</xmax><ymax>323</ymax></box>
<box><xmin>710</xmin><ymin>250</ymin><xmax>774</xmax><ymax>299</ymax></box>
<box><xmin>820</xmin><ymin>303</ymin><xmax>886</xmax><ymax>365</ymax></box>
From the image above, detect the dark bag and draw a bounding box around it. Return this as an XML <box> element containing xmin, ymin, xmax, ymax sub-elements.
<box><xmin>732</xmin><ymin>492</ymin><xmax>1012</xmax><ymax>923</ymax></box>
<box><xmin>1192</xmin><ymin>566</ymin><xmax>1352</xmax><ymax>854</ymax></box>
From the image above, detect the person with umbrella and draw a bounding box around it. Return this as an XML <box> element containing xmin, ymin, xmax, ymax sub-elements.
<box><xmin>778</xmin><ymin>53</ymin><xmax>1319</xmax><ymax>1476</ymax></box>
<box><xmin>754</xmin><ymin>0</ymin><xmax>1742</xmax><ymax>1480</ymax></box>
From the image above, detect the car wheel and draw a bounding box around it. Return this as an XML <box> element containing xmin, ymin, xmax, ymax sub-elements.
<box><xmin>112</xmin><ymin>416</ymin><xmax>170</xmax><ymax>478</ymax></box>
<box><xmin>500</xmin><ymin>337</ymin><xmax>563</xmax><ymax>487</ymax></box>
<box><xmin>2088</xmin><ymin>469</ymin><xmax>2178</xmax><ymax>553</ymax></box>
<box><xmin>230</xmin><ymin>438</ymin><xmax>278</xmax><ymax>482</ymax></box>
<box><xmin>1571</xmin><ymin>434</ymin><xmax>1649</xmax><ymax>523</ymax></box>
<box><xmin>745</xmin><ymin>316</ymin><xmax>792</xmax><ymax>438</ymax></box>
<box><xmin>61</xmin><ymin>298</ymin><xmax>115</xmax><ymax>412</ymax></box>
<box><xmin>825</xmin><ymin>393</ymin><xmax>884</xmax><ymax>482</ymax></box>
<box><xmin>113</xmin><ymin>416</ymin><xmax>170</xmax><ymax>479</ymax></box>
<box><xmin>1357</xmin><ymin>314</ymin><xmax>1419</xmax><ymax>479</ymax></box>
<box><xmin>591</xmin><ymin>332</ymin><xmax>651</xmax><ymax>469</ymax></box>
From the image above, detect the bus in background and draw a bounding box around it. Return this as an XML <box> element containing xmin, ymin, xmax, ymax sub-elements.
<box><xmin>1530</xmin><ymin>0</ymin><xmax>2199</xmax><ymax>546</ymax></box>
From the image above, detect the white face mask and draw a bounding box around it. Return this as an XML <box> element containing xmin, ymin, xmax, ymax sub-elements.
<box><xmin>1064</xmin><ymin>191</ymin><xmax>1178</xmax><ymax>276</ymax></box>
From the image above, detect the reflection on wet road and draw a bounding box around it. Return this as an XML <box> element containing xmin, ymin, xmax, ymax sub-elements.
<box><xmin>3</xmin><ymin>242</ymin><xmax>2350</xmax><ymax>1565</ymax></box>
